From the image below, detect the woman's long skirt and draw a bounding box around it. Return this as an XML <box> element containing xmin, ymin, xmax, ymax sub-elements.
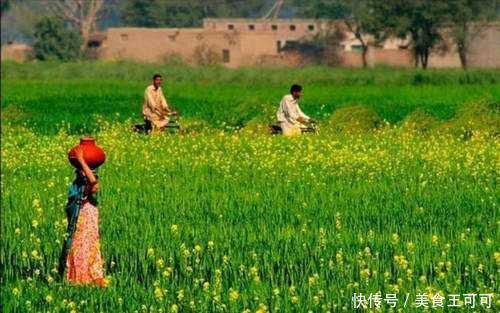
<box><xmin>66</xmin><ymin>202</ymin><xmax>104</xmax><ymax>284</ymax></box>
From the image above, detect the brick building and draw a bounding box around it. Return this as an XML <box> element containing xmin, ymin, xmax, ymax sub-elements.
<box><xmin>6</xmin><ymin>18</ymin><xmax>495</xmax><ymax>68</ymax></box>
<box><xmin>97</xmin><ymin>18</ymin><xmax>329</xmax><ymax>67</ymax></box>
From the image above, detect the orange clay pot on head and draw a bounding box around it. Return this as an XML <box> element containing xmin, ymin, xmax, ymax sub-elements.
<box><xmin>68</xmin><ymin>137</ymin><xmax>106</xmax><ymax>169</ymax></box>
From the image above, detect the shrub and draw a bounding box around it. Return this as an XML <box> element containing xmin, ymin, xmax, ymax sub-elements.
<box><xmin>447</xmin><ymin>100</ymin><xmax>499</xmax><ymax>139</ymax></box>
<box><xmin>1</xmin><ymin>104</ymin><xmax>27</xmax><ymax>123</ymax></box>
<box><xmin>239</xmin><ymin>118</ymin><xmax>268</xmax><ymax>135</ymax></box>
<box><xmin>192</xmin><ymin>43</ymin><xmax>221</xmax><ymax>66</ymax></box>
<box><xmin>401</xmin><ymin>108</ymin><xmax>439</xmax><ymax>134</ymax></box>
<box><xmin>238</xmin><ymin>101</ymin><xmax>277</xmax><ymax>134</ymax></box>
<box><xmin>162</xmin><ymin>53</ymin><xmax>187</xmax><ymax>66</ymax></box>
<box><xmin>33</xmin><ymin>17</ymin><xmax>81</xmax><ymax>61</ymax></box>
<box><xmin>275</xmin><ymin>24</ymin><xmax>346</xmax><ymax>67</ymax></box>
<box><xmin>327</xmin><ymin>105</ymin><xmax>383</xmax><ymax>134</ymax></box>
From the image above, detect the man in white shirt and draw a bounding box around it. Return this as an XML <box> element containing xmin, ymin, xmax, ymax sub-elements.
<box><xmin>276</xmin><ymin>84</ymin><xmax>313</xmax><ymax>136</ymax></box>
<box><xmin>143</xmin><ymin>74</ymin><xmax>174</xmax><ymax>132</ymax></box>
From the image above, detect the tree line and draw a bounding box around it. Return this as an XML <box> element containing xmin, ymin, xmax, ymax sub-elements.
<box><xmin>299</xmin><ymin>0</ymin><xmax>499</xmax><ymax>69</ymax></box>
<box><xmin>1</xmin><ymin>0</ymin><xmax>498</xmax><ymax>69</ymax></box>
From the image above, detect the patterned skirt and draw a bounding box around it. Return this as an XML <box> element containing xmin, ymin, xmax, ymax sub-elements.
<box><xmin>66</xmin><ymin>202</ymin><xmax>104</xmax><ymax>284</ymax></box>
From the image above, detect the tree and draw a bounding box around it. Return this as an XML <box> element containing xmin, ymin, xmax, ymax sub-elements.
<box><xmin>150</xmin><ymin>0</ymin><xmax>209</xmax><ymax>28</ymax></box>
<box><xmin>1</xmin><ymin>0</ymin><xmax>52</xmax><ymax>45</ymax></box>
<box><xmin>1</xmin><ymin>0</ymin><xmax>10</xmax><ymax>16</ymax></box>
<box><xmin>297</xmin><ymin>0</ymin><xmax>387</xmax><ymax>68</ymax></box>
<box><xmin>339</xmin><ymin>0</ymin><xmax>386</xmax><ymax>68</ymax></box>
<box><xmin>447</xmin><ymin>0</ymin><xmax>497</xmax><ymax>69</ymax></box>
<box><xmin>33</xmin><ymin>17</ymin><xmax>81</xmax><ymax>60</ymax></box>
<box><xmin>120</xmin><ymin>0</ymin><xmax>158</xmax><ymax>27</ymax></box>
<box><xmin>375</xmin><ymin>0</ymin><xmax>449</xmax><ymax>69</ymax></box>
<box><xmin>296</xmin><ymin>0</ymin><xmax>348</xmax><ymax>19</ymax></box>
<box><xmin>119</xmin><ymin>0</ymin><xmax>268</xmax><ymax>28</ymax></box>
<box><xmin>43</xmin><ymin>0</ymin><xmax>104</xmax><ymax>52</ymax></box>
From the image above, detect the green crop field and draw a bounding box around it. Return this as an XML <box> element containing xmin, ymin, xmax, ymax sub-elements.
<box><xmin>1</xmin><ymin>61</ymin><xmax>499</xmax><ymax>313</ymax></box>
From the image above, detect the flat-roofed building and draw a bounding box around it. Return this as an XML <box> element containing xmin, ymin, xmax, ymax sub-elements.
<box><xmin>93</xmin><ymin>18</ymin><xmax>500</xmax><ymax>68</ymax></box>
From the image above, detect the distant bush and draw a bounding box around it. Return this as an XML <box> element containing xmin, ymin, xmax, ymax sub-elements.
<box><xmin>446</xmin><ymin>100</ymin><xmax>499</xmax><ymax>139</ymax></box>
<box><xmin>33</xmin><ymin>17</ymin><xmax>81</xmax><ymax>61</ymax></box>
<box><xmin>282</xmin><ymin>25</ymin><xmax>346</xmax><ymax>67</ymax></box>
<box><xmin>327</xmin><ymin>105</ymin><xmax>383</xmax><ymax>134</ymax></box>
<box><xmin>401</xmin><ymin>109</ymin><xmax>439</xmax><ymax>134</ymax></box>
<box><xmin>193</xmin><ymin>44</ymin><xmax>221</xmax><ymax>66</ymax></box>
<box><xmin>1</xmin><ymin>104</ymin><xmax>27</xmax><ymax>123</ymax></box>
<box><xmin>240</xmin><ymin>118</ymin><xmax>270</xmax><ymax>135</ymax></box>
<box><xmin>162</xmin><ymin>53</ymin><xmax>187</xmax><ymax>66</ymax></box>
<box><xmin>241</xmin><ymin>111</ymin><xmax>274</xmax><ymax>134</ymax></box>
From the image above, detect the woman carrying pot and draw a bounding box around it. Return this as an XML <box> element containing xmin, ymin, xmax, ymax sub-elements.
<box><xmin>58</xmin><ymin>138</ymin><xmax>107</xmax><ymax>287</ymax></box>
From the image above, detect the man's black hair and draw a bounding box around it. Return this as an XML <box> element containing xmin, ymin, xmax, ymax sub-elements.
<box><xmin>153</xmin><ymin>74</ymin><xmax>162</xmax><ymax>80</ymax></box>
<box><xmin>290</xmin><ymin>84</ymin><xmax>302</xmax><ymax>93</ymax></box>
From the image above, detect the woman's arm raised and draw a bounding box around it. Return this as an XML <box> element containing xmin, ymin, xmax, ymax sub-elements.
<box><xmin>74</xmin><ymin>146</ymin><xmax>99</xmax><ymax>194</ymax></box>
